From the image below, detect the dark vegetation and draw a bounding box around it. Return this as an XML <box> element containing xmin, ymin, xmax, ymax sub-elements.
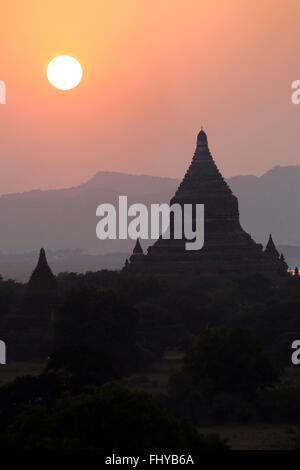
<box><xmin>1</xmin><ymin>382</ymin><xmax>227</xmax><ymax>450</ymax></box>
<box><xmin>0</xmin><ymin>276</ymin><xmax>24</xmax><ymax>321</ymax></box>
<box><xmin>1</xmin><ymin>270</ymin><xmax>300</xmax><ymax>449</ymax></box>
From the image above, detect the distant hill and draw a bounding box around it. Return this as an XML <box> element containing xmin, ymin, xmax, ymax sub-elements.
<box><xmin>228</xmin><ymin>165</ymin><xmax>300</xmax><ymax>247</ymax></box>
<box><xmin>0</xmin><ymin>172</ymin><xmax>178</xmax><ymax>262</ymax></box>
<box><xmin>0</xmin><ymin>166</ymin><xmax>300</xmax><ymax>279</ymax></box>
<box><xmin>79</xmin><ymin>171</ymin><xmax>178</xmax><ymax>195</ymax></box>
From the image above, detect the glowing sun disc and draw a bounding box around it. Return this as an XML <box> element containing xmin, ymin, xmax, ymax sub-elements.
<box><xmin>47</xmin><ymin>55</ymin><xmax>82</xmax><ymax>90</ymax></box>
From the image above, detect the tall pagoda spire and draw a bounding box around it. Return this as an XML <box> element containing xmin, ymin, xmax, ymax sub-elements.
<box><xmin>169</xmin><ymin>128</ymin><xmax>242</xmax><ymax>240</ymax></box>
<box><xmin>197</xmin><ymin>128</ymin><xmax>208</xmax><ymax>146</ymax></box>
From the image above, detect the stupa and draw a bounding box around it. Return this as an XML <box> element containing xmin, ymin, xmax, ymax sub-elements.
<box><xmin>123</xmin><ymin>130</ymin><xmax>288</xmax><ymax>280</ymax></box>
<box><xmin>4</xmin><ymin>248</ymin><xmax>61</xmax><ymax>359</ymax></box>
<box><xmin>21</xmin><ymin>248</ymin><xmax>60</xmax><ymax>319</ymax></box>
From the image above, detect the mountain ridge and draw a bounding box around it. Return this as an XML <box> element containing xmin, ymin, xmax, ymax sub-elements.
<box><xmin>0</xmin><ymin>165</ymin><xmax>299</xmax><ymax>255</ymax></box>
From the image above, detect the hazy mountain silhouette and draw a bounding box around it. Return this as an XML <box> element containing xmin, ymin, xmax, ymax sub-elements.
<box><xmin>0</xmin><ymin>172</ymin><xmax>178</xmax><ymax>270</ymax></box>
<box><xmin>228</xmin><ymin>165</ymin><xmax>300</xmax><ymax>247</ymax></box>
<box><xmin>0</xmin><ymin>166</ymin><xmax>300</xmax><ymax>279</ymax></box>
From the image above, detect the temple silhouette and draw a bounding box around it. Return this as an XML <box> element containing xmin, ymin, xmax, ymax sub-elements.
<box><xmin>124</xmin><ymin>130</ymin><xmax>288</xmax><ymax>280</ymax></box>
<box><xmin>4</xmin><ymin>248</ymin><xmax>60</xmax><ymax>359</ymax></box>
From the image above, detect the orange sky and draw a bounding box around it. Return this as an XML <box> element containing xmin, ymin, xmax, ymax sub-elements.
<box><xmin>0</xmin><ymin>0</ymin><xmax>300</xmax><ymax>194</ymax></box>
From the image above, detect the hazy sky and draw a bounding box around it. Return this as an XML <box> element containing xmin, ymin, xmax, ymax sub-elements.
<box><xmin>1</xmin><ymin>0</ymin><xmax>300</xmax><ymax>194</ymax></box>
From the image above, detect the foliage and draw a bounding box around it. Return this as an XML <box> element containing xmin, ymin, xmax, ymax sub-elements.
<box><xmin>54</xmin><ymin>286</ymin><xmax>148</xmax><ymax>375</ymax></box>
<box><xmin>45</xmin><ymin>344</ymin><xmax>118</xmax><ymax>389</ymax></box>
<box><xmin>257</xmin><ymin>386</ymin><xmax>300</xmax><ymax>423</ymax></box>
<box><xmin>167</xmin><ymin>328</ymin><xmax>279</xmax><ymax>424</ymax></box>
<box><xmin>3</xmin><ymin>383</ymin><xmax>228</xmax><ymax>451</ymax></box>
<box><xmin>183</xmin><ymin>328</ymin><xmax>279</xmax><ymax>400</ymax></box>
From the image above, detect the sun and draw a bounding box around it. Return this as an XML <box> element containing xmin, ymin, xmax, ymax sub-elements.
<box><xmin>47</xmin><ymin>55</ymin><xmax>83</xmax><ymax>90</ymax></box>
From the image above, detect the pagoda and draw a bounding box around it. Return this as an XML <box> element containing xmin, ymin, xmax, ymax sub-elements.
<box><xmin>21</xmin><ymin>248</ymin><xmax>60</xmax><ymax>318</ymax></box>
<box><xmin>4</xmin><ymin>248</ymin><xmax>61</xmax><ymax>360</ymax></box>
<box><xmin>123</xmin><ymin>130</ymin><xmax>288</xmax><ymax>280</ymax></box>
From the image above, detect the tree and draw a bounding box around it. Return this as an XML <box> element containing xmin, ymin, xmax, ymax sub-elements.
<box><xmin>46</xmin><ymin>344</ymin><xmax>118</xmax><ymax>389</ymax></box>
<box><xmin>181</xmin><ymin>327</ymin><xmax>278</xmax><ymax>401</ymax></box>
<box><xmin>54</xmin><ymin>286</ymin><xmax>146</xmax><ymax>375</ymax></box>
<box><xmin>3</xmin><ymin>383</ymin><xmax>228</xmax><ymax>451</ymax></box>
<box><xmin>0</xmin><ymin>373</ymin><xmax>64</xmax><ymax>447</ymax></box>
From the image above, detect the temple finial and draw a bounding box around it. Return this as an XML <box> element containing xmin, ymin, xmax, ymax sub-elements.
<box><xmin>197</xmin><ymin>128</ymin><xmax>208</xmax><ymax>146</ymax></box>
<box><xmin>133</xmin><ymin>238</ymin><xmax>143</xmax><ymax>254</ymax></box>
<box><xmin>38</xmin><ymin>248</ymin><xmax>47</xmax><ymax>264</ymax></box>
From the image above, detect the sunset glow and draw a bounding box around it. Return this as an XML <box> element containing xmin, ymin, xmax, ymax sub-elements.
<box><xmin>0</xmin><ymin>0</ymin><xmax>300</xmax><ymax>194</ymax></box>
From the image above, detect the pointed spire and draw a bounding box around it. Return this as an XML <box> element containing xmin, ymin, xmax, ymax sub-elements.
<box><xmin>28</xmin><ymin>248</ymin><xmax>57</xmax><ymax>293</ymax></box>
<box><xmin>265</xmin><ymin>234</ymin><xmax>280</xmax><ymax>258</ymax></box>
<box><xmin>267</xmin><ymin>233</ymin><xmax>274</xmax><ymax>244</ymax></box>
<box><xmin>197</xmin><ymin>128</ymin><xmax>208</xmax><ymax>146</ymax></box>
<box><xmin>295</xmin><ymin>266</ymin><xmax>299</xmax><ymax>277</ymax></box>
<box><xmin>133</xmin><ymin>238</ymin><xmax>143</xmax><ymax>254</ymax></box>
<box><xmin>127</xmin><ymin>239</ymin><xmax>144</xmax><ymax>265</ymax></box>
<box><xmin>173</xmin><ymin>127</ymin><xmax>232</xmax><ymax>207</ymax></box>
<box><xmin>38</xmin><ymin>248</ymin><xmax>47</xmax><ymax>266</ymax></box>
